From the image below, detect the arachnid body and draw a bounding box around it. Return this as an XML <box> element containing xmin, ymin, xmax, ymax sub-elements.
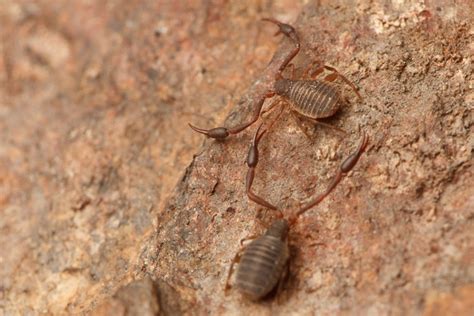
<box><xmin>233</xmin><ymin>219</ymin><xmax>289</xmax><ymax>301</ymax></box>
<box><xmin>188</xmin><ymin>17</ymin><xmax>370</xmax><ymax>303</ymax></box>
<box><xmin>276</xmin><ymin>79</ymin><xmax>342</xmax><ymax>119</ymax></box>
<box><xmin>225</xmin><ymin>133</ymin><xmax>369</xmax><ymax>300</ymax></box>
<box><xmin>189</xmin><ymin>18</ymin><xmax>364</xmax><ymax>210</ymax></box>
<box><xmin>274</xmin><ymin>74</ymin><xmax>360</xmax><ymax>121</ymax></box>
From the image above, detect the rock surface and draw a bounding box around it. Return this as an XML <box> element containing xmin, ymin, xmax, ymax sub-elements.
<box><xmin>0</xmin><ymin>0</ymin><xmax>472</xmax><ymax>315</ymax></box>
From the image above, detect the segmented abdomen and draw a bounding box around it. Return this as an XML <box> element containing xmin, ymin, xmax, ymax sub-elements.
<box><xmin>287</xmin><ymin>80</ymin><xmax>341</xmax><ymax>118</ymax></box>
<box><xmin>235</xmin><ymin>235</ymin><xmax>288</xmax><ymax>300</ymax></box>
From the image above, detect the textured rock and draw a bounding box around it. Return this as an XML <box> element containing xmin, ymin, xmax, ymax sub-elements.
<box><xmin>93</xmin><ymin>277</ymin><xmax>160</xmax><ymax>316</ymax></box>
<box><xmin>0</xmin><ymin>0</ymin><xmax>472</xmax><ymax>315</ymax></box>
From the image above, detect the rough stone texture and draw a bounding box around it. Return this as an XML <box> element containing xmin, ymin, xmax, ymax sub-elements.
<box><xmin>0</xmin><ymin>0</ymin><xmax>472</xmax><ymax>315</ymax></box>
<box><xmin>92</xmin><ymin>277</ymin><xmax>160</xmax><ymax>316</ymax></box>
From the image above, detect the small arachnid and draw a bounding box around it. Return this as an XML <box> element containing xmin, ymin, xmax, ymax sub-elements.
<box><xmin>189</xmin><ymin>18</ymin><xmax>363</xmax><ymax>210</ymax></box>
<box><xmin>224</xmin><ymin>129</ymin><xmax>368</xmax><ymax>301</ymax></box>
